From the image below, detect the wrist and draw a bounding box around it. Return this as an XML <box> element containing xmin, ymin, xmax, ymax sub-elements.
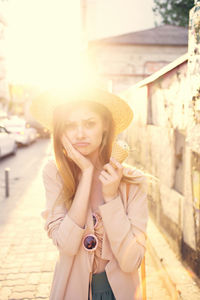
<box><xmin>82</xmin><ymin>166</ymin><xmax>94</xmax><ymax>174</ymax></box>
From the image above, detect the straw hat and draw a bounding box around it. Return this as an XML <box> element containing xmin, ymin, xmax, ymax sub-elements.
<box><xmin>30</xmin><ymin>86</ymin><xmax>133</xmax><ymax>163</ymax></box>
<box><xmin>30</xmin><ymin>87</ymin><xmax>133</xmax><ymax>135</ymax></box>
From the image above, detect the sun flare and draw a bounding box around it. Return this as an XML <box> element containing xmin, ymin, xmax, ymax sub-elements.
<box><xmin>5</xmin><ymin>0</ymin><xmax>93</xmax><ymax>90</ymax></box>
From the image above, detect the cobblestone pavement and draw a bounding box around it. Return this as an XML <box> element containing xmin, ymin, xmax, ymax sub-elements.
<box><xmin>0</xmin><ymin>152</ymin><xmax>197</xmax><ymax>300</ymax></box>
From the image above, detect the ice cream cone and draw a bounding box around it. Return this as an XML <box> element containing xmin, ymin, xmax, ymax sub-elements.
<box><xmin>110</xmin><ymin>140</ymin><xmax>129</xmax><ymax>167</ymax></box>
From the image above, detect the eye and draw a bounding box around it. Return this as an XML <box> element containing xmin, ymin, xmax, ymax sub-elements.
<box><xmin>86</xmin><ymin>121</ymin><xmax>95</xmax><ymax>128</ymax></box>
<box><xmin>64</xmin><ymin>123</ymin><xmax>75</xmax><ymax>129</ymax></box>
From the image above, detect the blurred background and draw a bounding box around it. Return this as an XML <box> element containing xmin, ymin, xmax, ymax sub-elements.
<box><xmin>0</xmin><ymin>1</ymin><xmax>200</xmax><ymax>300</ymax></box>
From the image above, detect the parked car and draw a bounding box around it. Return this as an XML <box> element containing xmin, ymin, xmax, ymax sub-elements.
<box><xmin>26</xmin><ymin>121</ymin><xmax>50</xmax><ymax>138</ymax></box>
<box><xmin>2</xmin><ymin>117</ymin><xmax>37</xmax><ymax>146</ymax></box>
<box><xmin>0</xmin><ymin>126</ymin><xmax>17</xmax><ymax>158</ymax></box>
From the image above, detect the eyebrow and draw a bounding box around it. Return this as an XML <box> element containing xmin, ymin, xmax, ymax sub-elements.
<box><xmin>65</xmin><ymin>117</ymin><xmax>96</xmax><ymax>124</ymax></box>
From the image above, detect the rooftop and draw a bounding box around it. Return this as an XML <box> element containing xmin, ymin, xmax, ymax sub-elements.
<box><xmin>89</xmin><ymin>25</ymin><xmax>188</xmax><ymax>46</ymax></box>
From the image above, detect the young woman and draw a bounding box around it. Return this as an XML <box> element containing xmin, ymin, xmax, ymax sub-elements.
<box><xmin>30</xmin><ymin>87</ymin><xmax>148</xmax><ymax>300</ymax></box>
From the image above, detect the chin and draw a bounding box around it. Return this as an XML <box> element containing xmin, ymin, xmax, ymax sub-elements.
<box><xmin>81</xmin><ymin>148</ymin><xmax>98</xmax><ymax>157</ymax></box>
<box><xmin>77</xmin><ymin>148</ymin><xmax>92</xmax><ymax>155</ymax></box>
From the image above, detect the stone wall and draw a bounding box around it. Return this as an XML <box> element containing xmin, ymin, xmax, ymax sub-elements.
<box><xmin>120</xmin><ymin>58</ymin><xmax>200</xmax><ymax>275</ymax></box>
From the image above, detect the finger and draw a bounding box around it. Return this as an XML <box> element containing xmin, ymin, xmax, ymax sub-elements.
<box><xmin>62</xmin><ymin>135</ymin><xmax>72</xmax><ymax>149</ymax></box>
<box><xmin>109</xmin><ymin>160</ymin><xmax>118</xmax><ymax>169</ymax></box>
<box><xmin>100</xmin><ymin>170</ymin><xmax>112</xmax><ymax>180</ymax></box>
<box><xmin>110</xmin><ymin>157</ymin><xmax>122</xmax><ymax>167</ymax></box>
<box><xmin>61</xmin><ymin>135</ymin><xmax>69</xmax><ymax>150</ymax></box>
<box><xmin>63</xmin><ymin>147</ymin><xmax>75</xmax><ymax>162</ymax></box>
<box><xmin>62</xmin><ymin>140</ymin><xmax>71</xmax><ymax>156</ymax></box>
<box><xmin>103</xmin><ymin>163</ymin><xmax>118</xmax><ymax>176</ymax></box>
<box><xmin>62</xmin><ymin>136</ymin><xmax>75</xmax><ymax>156</ymax></box>
<box><xmin>110</xmin><ymin>157</ymin><xmax>124</xmax><ymax>171</ymax></box>
<box><xmin>98</xmin><ymin>174</ymin><xmax>108</xmax><ymax>184</ymax></box>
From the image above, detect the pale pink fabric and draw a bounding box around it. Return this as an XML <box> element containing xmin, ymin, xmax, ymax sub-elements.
<box><xmin>91</xmin><ymin>211</ymin><xmax>107</xmax><ymax>274</ymax></box>
<box><xmin>41</xmin><ymin>157</ymin><xmax>148</xmax><ymax>300</ymax></box>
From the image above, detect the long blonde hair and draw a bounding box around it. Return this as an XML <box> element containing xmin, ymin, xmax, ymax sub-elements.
<box><xmin>52</xmin><ymin>100</ymin><xmax>115</xmax><ymax>211</ymax></box>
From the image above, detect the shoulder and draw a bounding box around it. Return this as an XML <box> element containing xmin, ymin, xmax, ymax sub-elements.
<box><xmin>42</xmin><ymin>156</ymin><xmax>63</xmax><ymax>186</ymax></box>
<box><xmin>42</xmin><ymin>156</ymin><xmax>57</xmax><ymax>176</ymax></box>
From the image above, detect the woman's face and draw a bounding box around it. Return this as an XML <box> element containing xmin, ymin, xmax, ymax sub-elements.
<box><xmin>62</xmin><ymin>105</ymin><xmax>106</xmax><ymax>157</ymax></box>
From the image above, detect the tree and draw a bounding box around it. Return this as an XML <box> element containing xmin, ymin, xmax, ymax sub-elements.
<box><xmin>153</xmin><ymin>0</ymin><xmax>194</xmax><ymax>28</ymax></box>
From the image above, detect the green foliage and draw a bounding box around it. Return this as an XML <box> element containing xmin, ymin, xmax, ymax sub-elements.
<box><xmin>153</xmin><ymin>0</ymin><xmax>194</xmax><ymax>27</ymax></box>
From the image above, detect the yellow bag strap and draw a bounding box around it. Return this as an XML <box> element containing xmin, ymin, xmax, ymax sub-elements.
<box><xmin>126</xmin><ymin>183</ymin><xmax>146</xmax><ymax>300</ymax></box>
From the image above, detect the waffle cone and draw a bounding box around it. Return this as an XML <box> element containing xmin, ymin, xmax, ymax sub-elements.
<box><xmin>111</xmin><ymin>140</ymin><xmax>129</xmax><ymax>164</ymax></box>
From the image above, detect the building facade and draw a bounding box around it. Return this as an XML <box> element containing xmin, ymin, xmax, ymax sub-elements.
<box><xmin>88</xmin><ymin>25</ymin><xmax>188</xmax><ymax>93</ymax></box>
<box><xmin>0</xmin><ymin>11</ymin><xmax>9</xmax><ymax>116</ymax></box>
<box><xmin>119</xmin><ymin>2</ymin><xmax>200</xmax><ymax>276</ymax></box>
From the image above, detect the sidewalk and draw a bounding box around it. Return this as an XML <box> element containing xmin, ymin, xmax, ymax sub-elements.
<box><xmin>147</xmin><ymin>217</ymin><xmax>200</xmax><ymax>300</ymax></box>
<box><xmin>0</xmin><ymin>160</ymin><xmax>54</xmax><ymax>300</ymax></box>
<box><xmin>0</xmin><ymin>156</ymin><xmax>199</xmax><ymax>299</ymax></box>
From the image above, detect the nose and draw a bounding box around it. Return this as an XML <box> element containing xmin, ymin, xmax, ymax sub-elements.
<box><xmin>76</xmin><ymin>125</ymin><xmax>85</xmax><ymax>139</ymax></box>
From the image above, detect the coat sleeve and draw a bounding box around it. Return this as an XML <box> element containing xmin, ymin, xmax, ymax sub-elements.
<box><xmin>99</xmin><ymin>175</ymin><xmax>148</xmax><ymax>273</ymax></box>
<box><xmin>41</xmin><ymin>159</ymin><xmax>86</xmax><ymax>256</ymax></box>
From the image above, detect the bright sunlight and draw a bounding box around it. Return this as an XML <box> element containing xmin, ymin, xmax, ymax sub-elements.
<box><xmin>5</xmin><ymin>0</ymin><xmax>93</xmax><ymax>90</ymax></box>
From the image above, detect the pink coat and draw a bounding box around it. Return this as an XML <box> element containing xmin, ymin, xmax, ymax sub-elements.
<box><xmin>41</xmin><ymin>158</ymin><xmax>148</xmax><ymax>300</ymax></box>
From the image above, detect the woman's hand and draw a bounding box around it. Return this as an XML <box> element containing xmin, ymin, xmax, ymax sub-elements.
<box><xmin>99</xmin><ymin>157</ymin><xmax>124</xmax><ymax>202</ymax></box>
<box><xmin>61</xmin><ymin>135</ymin><xmax>94</xmax><ymax>173</ymax></box>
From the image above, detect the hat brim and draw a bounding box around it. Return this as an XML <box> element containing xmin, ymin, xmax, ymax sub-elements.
<box><xmin>30</xmin><ymin>87</ymin><xmax>133</xmax><ymax>136</ymax></box>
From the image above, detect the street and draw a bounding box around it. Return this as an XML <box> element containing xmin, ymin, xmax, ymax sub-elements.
<box><xmin>0</xmin><ymin>138</ymin><xmax>53</xmax><ymax>226</ymax></box>
<box><xmin>0</xmin><ymin>138</ymin><xmax>193</xmax><ymax>299</ymax></box>
<box><xmin>0</xmin><ymin>138</ymin><xmax>52</xmax><ymax>202</ymax></box>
